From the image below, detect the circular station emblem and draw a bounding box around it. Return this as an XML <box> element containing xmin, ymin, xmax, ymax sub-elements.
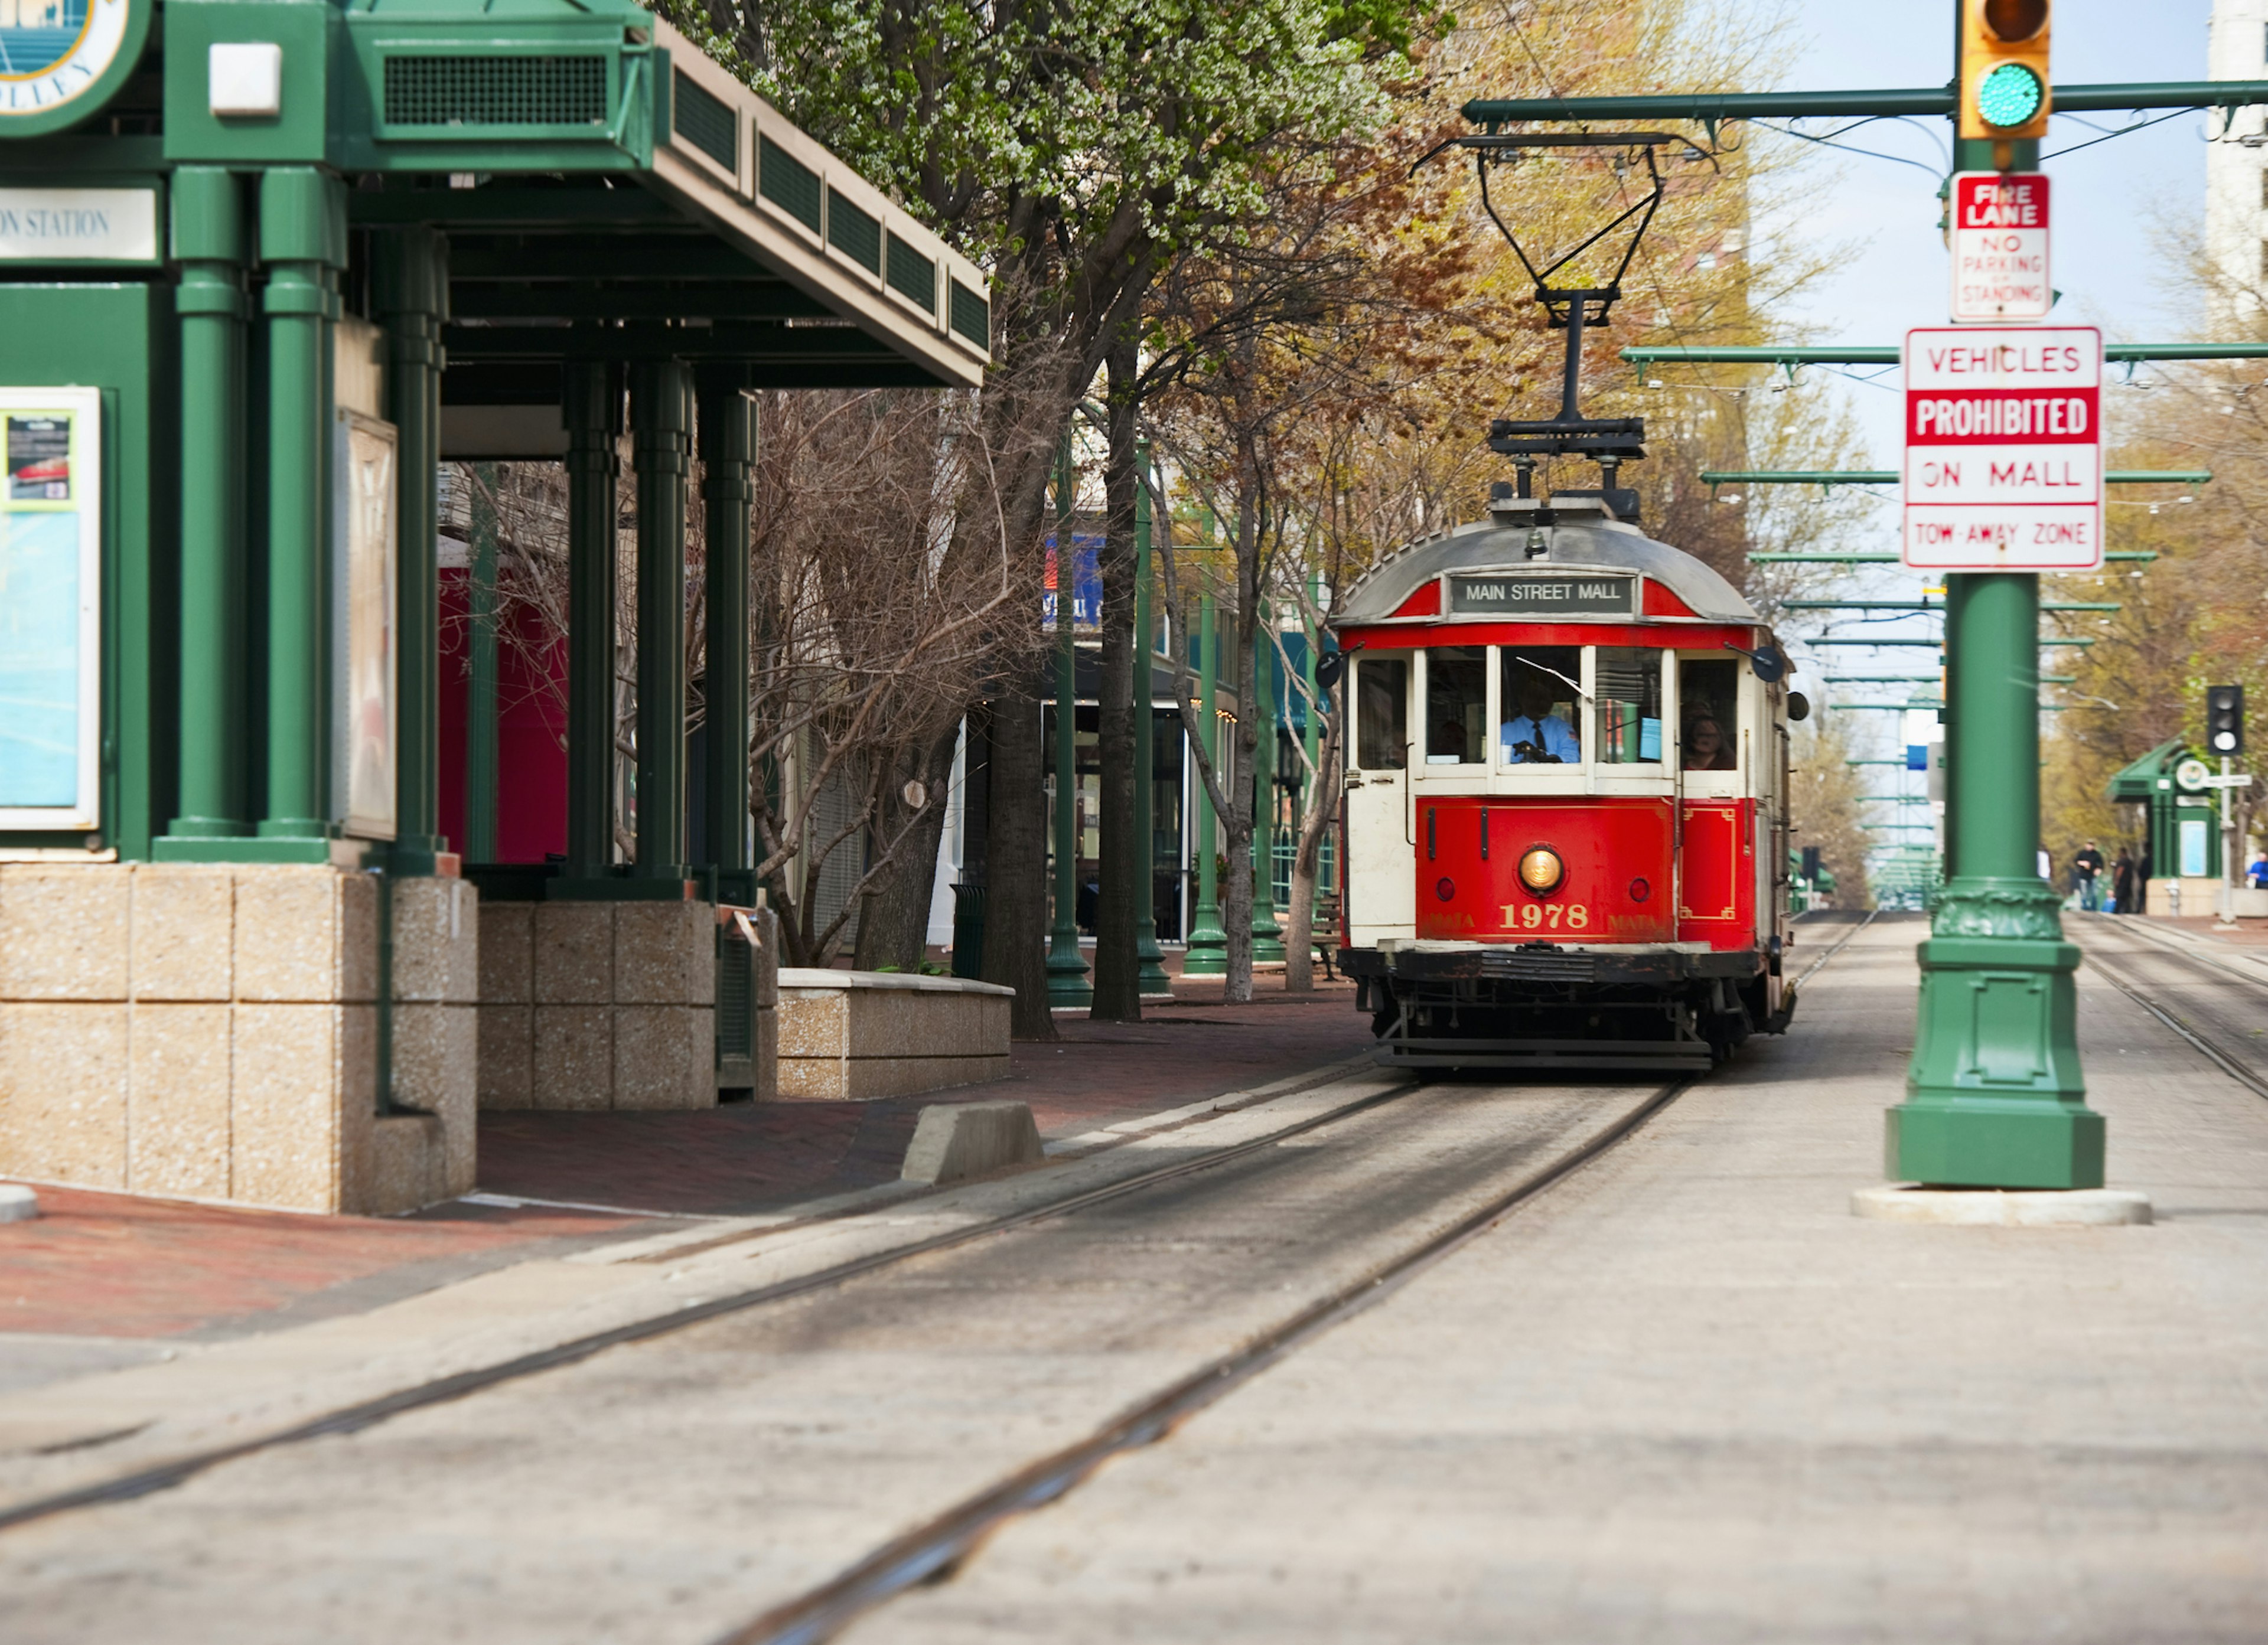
<box><xmin>0</xmin><ymin>0</ymin><xmax>147</xmax><ymax>137</ymax></box>
<box><xmin>2175</xmin><ymin>757</ymin><xmax>2213</xmax><ymax>795</ymax></box>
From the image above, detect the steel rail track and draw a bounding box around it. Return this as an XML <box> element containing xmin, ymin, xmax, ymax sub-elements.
<box><xmin>2080</xmin><ymin>936</ymin><xmax>2268</xmax><ymax>1106</ymax></box>
<box><xmin>719</xmin><ymin>912</ymin><xmax>1885</xmax><ymax>1645</ymax></box>
<box><xmin>0</xmin><ymin>1076</ymin><xmax>1420</xmax><ymax>1536</ymax></box>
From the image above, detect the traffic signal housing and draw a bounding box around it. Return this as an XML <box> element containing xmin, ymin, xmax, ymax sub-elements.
<box><xmin>2207</xmin><ymin>684</ymin><xmax>2244</xmax><ymax>757</ymax></box>
<box><xmin>1960</xmin><ymin>0</ymin><xmax>2051</xmax><ymax>143</ymax></box>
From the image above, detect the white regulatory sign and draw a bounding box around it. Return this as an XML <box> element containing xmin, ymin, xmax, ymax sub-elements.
<box><xmin>1950</xmin><ymin>172</ymin><xmax>2050</xmax><ymax>325</ymax></box>
<box><xmin>1902</xmin><ymin>325</ymin><xmax>2103</xmax><ymax>572</ymax></box>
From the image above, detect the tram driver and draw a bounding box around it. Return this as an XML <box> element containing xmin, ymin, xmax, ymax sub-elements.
<box><xmin>1501</xmin><ymin>671</ymin><xmax>1581</xmax><ymax>765</ymax></box>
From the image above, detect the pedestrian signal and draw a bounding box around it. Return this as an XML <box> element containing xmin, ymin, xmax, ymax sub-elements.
<box><xmin>2207</xmin><ymin>684</ymin><xmax>2244</xmax><ymax>756</ymax></box>
<box><xmin>1960</xmin><ymin>0</ymin><xmax>2051</xmax><ymax>143</ymax></box>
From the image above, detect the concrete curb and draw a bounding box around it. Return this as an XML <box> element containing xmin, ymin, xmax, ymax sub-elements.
<box><xmin>1852</xmin><ymin>1184</ymin><xmax>2152</xmax><ymax>1226</ymax></box>
<box><xmin>901</xmin><ymin>1102</ymin><xmax>1042</xmax><ymax>1186</ymax></box>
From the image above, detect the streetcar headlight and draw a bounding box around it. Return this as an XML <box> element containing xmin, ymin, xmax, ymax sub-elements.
<box><xmin>1518</xmin><ymin>847</ymin><xmax>1565</xmax><ymax>895</ymax></box>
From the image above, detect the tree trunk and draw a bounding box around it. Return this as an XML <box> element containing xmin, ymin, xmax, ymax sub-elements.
<box><xmin>1090</xmin><ymin>340</ymin><xmax>1143</xmax><ymax>1021</ymax></box>
<box><xmin>853</xmin><ymin>726</ymin><xmax>959</xmax><ymax>970</ymax></box>
<box><xmin>982</xmin><ymin>672</ymin><xmax>1057</xmax><ymax>1039</ymax></box>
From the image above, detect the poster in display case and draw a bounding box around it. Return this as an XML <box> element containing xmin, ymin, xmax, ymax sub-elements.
<box><xmin>334</xmin><ymin>409</ymin><xmax>399</xmax><ymax>840</ymax></box>
<box><xmin>0</xmin><ymin>387</ymin><xmax>101</xmax><ymax>830</ymax></box>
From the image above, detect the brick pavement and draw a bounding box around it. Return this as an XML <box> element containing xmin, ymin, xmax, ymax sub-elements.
<box><xmin>0</xmin><ymin>975</ymin><xmax>1370</xmax><ymax>1344</ymax></box>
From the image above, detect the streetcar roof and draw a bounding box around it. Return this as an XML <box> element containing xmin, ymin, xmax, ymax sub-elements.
<box><xmin>1333</xmin><ymin>501</ymin><xmax>1759</xmax><ymax>627</ymax></box>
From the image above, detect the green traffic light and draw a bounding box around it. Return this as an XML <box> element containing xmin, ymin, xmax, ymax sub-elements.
<box><xmin>1977</xmin><ymin>61</ymin><xmax>2044</xmax><ymax>128</ymax></box>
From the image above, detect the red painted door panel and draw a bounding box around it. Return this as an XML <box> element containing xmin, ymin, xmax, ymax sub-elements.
<box><xmin>1416</xmin><ymin>799</ymin><xmax>1675</xmax><ymax>943</ymax></box>
<box><xmin>1679</xmin><ymin>799</ymin><xmax>1756</xmax><ymax>949</ymax></box>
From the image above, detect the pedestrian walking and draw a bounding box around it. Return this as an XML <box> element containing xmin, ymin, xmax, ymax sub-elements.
<box><xmin>2072</xmin><ymin>838</ymin><xmax>2106</xmax><ymax>913</ymax></box>
<box><xmin>2137</xmin><ymin>846</ymin><xmax>2153</xmax><ymax>915</ymax></box>
<box><xmin>2250</xmin><ymin>847</ymin><xmax>2268</xmax><ymax>890</ymax></box>
<box><xmin>2112</xmin><ymin>848</ymin><xmax>2135</xmax><ymax>915</ymax></box>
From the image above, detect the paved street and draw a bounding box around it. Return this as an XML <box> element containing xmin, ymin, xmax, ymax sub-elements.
<box><xmin>2</xmin><ymin>915</ymin><xmax>2265</xmax><ymax>1643</ymax></box>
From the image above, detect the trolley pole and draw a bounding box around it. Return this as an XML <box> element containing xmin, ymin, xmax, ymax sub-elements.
<box><xmin>1886</xmin><ymin>32</ymin><xmax>2100</xmax><ymax>1189</ymax></box>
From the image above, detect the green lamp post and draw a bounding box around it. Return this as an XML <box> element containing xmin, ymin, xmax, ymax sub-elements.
<box><xmin>1250</xmin><ymin>610</ymin><xmax>1286</xmax><ymax>964</ymax></box>
<box><xmin>1045</xmin><ymin>442</ymin><xmax>1093</xmax><ymax>1008</ymax></box>
<box><xmin>1885</xmin><ymin>91</ymin><xmax>2101</xmax><ymax>1188</ymax></box>
<box><xmin>1184</xmin><ymin>592</ymin><xmax>1229</xmax><ymax>977</ymax></box>
<box><xmin>1132</xmin><ymin>453</ymin><xmax>1174</xmax><ymax>996</ymax></box>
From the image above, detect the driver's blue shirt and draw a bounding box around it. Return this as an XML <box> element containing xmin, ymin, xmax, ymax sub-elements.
<box><xmin>1500</xmin><ymin>713</ymin><xmax>1581</xmax><ymax>763</ymax></box>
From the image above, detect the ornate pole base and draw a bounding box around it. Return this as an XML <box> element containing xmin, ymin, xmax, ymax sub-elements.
<box><xmin>1135</xmin><ymin>929</ymin><xmax>1174</xmax><ymax>995</ymax></box>
<box><xmin>1045</xmin><ymin>926</ymin><xmax>1092</xmax><ymax>1008</ymax></box>
<box><xmin>1888</xmin><ymin>878</ymin><xmax>2103</xmax><ymax>1189</ymax></box>
<box><xmin>1182</xmin><ymin>906</ymin><xmax>1229</xmax><ymax>976</ymax></box>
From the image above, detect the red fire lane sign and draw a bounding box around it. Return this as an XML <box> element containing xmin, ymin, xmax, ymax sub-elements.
<box><xmin>1902</xmin><ymin>325</ymin><xmax>2103</xmax><ymax>572</ymax></box>
<box><xmin>1950</xmin><ymin>172</ymin><xmax>2049</xmax><ymax>324</ymax></box>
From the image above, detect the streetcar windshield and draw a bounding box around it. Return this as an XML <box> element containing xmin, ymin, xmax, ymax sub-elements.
<box><xmin>1500</xmin><ymin>647</ymin><xmax>1581</xmax><ymax>766</ymax></box>
<box><xmin>1595</xmin><ymin>647</ymin><xmax>1664</xmax><ymax>766</ymax></box>
<box><xmin>1425</xmin><ymin>648</ymin><xmax>1487</xmax><ymax>765</ymax></box>
<box><xmin>1355</xmin><ymin>657</ymin><xmax>1407</xmax><ymax>769</ymax></box>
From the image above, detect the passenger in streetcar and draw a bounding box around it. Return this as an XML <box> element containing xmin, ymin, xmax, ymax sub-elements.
<box><xmin>1500</xmin><ymin>672</ymin><xmax>1580</xmax><ymax>764</ymax></box>
<box><xmin>1682</xmin><ymin>714</ymin><xmax>1736</xmax><ymax>771</ymax></box>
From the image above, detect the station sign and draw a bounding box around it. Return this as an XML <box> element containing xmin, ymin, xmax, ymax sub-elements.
<box><xmin>1902</xmin><ymin>325</ymin><xmax>2103</xmax><ymax>572</ymax></box>
<box><xmin>1949</xmin><ymin>172</ymin><xmax>2050</xmax><ymax>324</ymax></box>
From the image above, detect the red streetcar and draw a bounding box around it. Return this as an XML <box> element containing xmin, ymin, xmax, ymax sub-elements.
<box><xmin>1331</xmin><ymin>488</ymin><xmax>1808</xmax><ymax>1071</ymax></box>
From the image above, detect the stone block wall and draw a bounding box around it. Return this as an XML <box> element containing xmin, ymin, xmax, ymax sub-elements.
<box><xmin>0</xmin><ymin>863</ymin><xmax>476</xmax><ymax>1215</ymax></box>
<box><xmin>476</xmin><ymin>899</ymin><xmax>715</xmax><ymax>1111</ymax></box>
<box><xmin>775</xmin><ymin>970</ymin><xmax>1012</xmax><ymax>1101</ymax></box>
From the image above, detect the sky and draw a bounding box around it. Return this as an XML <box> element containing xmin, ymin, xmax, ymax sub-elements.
<box><xmin>1739</xmin><ymin>1</ymin><xmax>2217</xmax><ymax>748</ymax></box>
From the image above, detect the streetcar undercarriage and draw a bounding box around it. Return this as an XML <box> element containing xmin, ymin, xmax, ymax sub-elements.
<box><xmin>1344</xmin><ymin>945</ymin><xmax>1794</xmax><ymax>1073</ymax></box>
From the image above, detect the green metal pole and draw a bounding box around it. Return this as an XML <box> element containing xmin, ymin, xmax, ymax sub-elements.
<box><xmin>463</xmin><ymin>462</ymin><xmax>500</xmax><ymax>864</ymax></box>
<box><xmin>1250</xmin><ymin>609</ymin><xmax>1285</xmax><ymax>963</ymax></box>
<box><xmin>700</xmin><ymin>378</ymin><xmax>755</xmax><ymax>886</ymax></box>
<box><xmin>1889</xmin><ymin>116</ymin><xmax>2100</xmax><ymax>1190</ymax></box>
<box><xmin>161</xmin><ymin>168</ymin><xmax>250</xmax><ymax>848</ymax></box>
<box><xmin>632</xmin><ymin>359</ymin><xmax>693</xmax><ymax>887</ymax></box>
<box><xmin>373</xmin><ymin>227</ymin><xmax>448</xmax><ymax>870</ymax></box>
<box><xmin>1132</xmin><ymin>452</ymin><xmax>1171</xmax><ymax>996</ymax></box>
<box><xmin>256</xmin><ymin>168</ymin><xmax>340</xmax><ymax>848</ymax></box>
<box><xmin>561</xmin><ymin>360</ymin><xmax>620</xmax><ymax>882</ymax></box>
<box><xmin>1303</xmin><ymin>572</ymin><xmax>1325</xmax><ymax>921</ymax></box>
<box><xmin>1046</xmin><ymin>443</ymin><xmax>1093</xmax><ymax>1007</ymax></box>
<box><xmin>1184</xmin><ymin>593</ymin><xmax>1228</xmax><ymax>975</ymax></box>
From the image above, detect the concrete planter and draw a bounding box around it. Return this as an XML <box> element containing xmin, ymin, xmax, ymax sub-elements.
<box><xmin>775</xmin><ymin>970</ymin><xmax>1013</xmax><ymax>1101</ymax></box>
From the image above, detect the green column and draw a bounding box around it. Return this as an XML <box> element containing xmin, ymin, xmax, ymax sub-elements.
<box><xmin>699</xmin><ymin>376</ymin><xmax>755</xmax><ymax>883</ymax></box>
<box><xmin>372</xmin><ymin>227</ymin><xmax>449</xmax><ymax>870</ymax></box>
<box><xmin>1046</xmin><ymin>445</ymin><xmax>1093</xmax><ymax>1007</ymax></box>
<box><xmin>1250</xmin><ymin>609</ymin><xmax>1285</xmax><ymax>963</ymax></box>
<box><xmin>1302</xmin><ymin>573</ymin><xmax>1323</xmax><ymax>892</ymax></box>
<box><xmin>560</xmin><ymin>360</ymin><xmax>620</xmax><ymax>882</ymax></box>
<box><xmin>161</xmin><ymin>168</ymin><xmax>250</xmax><ymax>850</ymax></box>
<box><xmin>1888</xmin><ymin>123</ymin><xmax>2098</xmax><ymax>1189</ymax></box>
<box><xmin>1132</xmin><ymin>452</ymin><xmax>1171</xmax><ymax>997</ymax></box>
<box><xmin>256</xmin><ymin>168</ymin><xmax>342</xmax><ymax>850</ymax></box>
<box><xmin>1184</xmin><ymin>593</ymin><xmax>1228</xmax><ymax>975</ymax></box>
<box><xmin>462</xmin><ymin>462</ymin><xmax>500</xmax><ymax>863</ymax></box>
<box><xmin>632</xmin><ymin>359</ymin><xmax>693</xmax><ymax>886</ymax></box>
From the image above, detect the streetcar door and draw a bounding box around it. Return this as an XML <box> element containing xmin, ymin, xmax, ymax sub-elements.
<box><xmin>1345</xmin><ymin>653</ymin><xmax>1415</xmax><ymax>941</ymax></box>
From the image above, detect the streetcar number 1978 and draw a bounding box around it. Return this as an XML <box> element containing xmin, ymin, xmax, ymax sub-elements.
<box><xmin>1500</xmin><ymin>902</ymin><xmax>1589</xmax><ymax>931</ymax></box>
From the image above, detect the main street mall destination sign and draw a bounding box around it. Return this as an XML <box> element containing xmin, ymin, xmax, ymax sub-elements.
<box><xmin>1902</xmin><ymin>325</ymin><xmax>2103</xmax><ymax>572</ymax></box>
<box><xmin>0</xmin><ymin>0</ymin><xmax>149</xmax><ymax>137</ymax></box>
<box><xmin>1449</xmin><ymin>572</ymin><xmax>1636</xmax><ymax>617</ymax></box>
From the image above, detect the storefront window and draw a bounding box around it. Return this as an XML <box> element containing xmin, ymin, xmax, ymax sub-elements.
<box><xmin>1595</xmin><ymin>647</ymin><xmax>1664</xmax><ymax>765</ymax></box>
<box><xmin>1355</xmin><ymin>656</ymin><xmax>1408</xmax><ymax>770</ymax></box>
<box><xmin>1425</xmin><ymin>647</ymin><xmax>1487</xmax><ymax>765</ymax></box>
<box><xmin>1500</xmin><ymin>646</ymin><xmax>1582</xmax><ymax>765</ymax></box>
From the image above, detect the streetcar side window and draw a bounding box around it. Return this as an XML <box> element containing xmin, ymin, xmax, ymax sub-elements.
<box><xmin>1355</xmin><ymin>657</ymin><xmax>1408</xmax><ymax>770</ymax></box>
<box><xmin>1594</xmin><ymin>647</ymin><xmax>1664</xmax><ymax>765</ymax></box>
<box><xmin>1425</xmin><ymin>647</ymin><xmax>1487</xmax><ymax>765</ymax></box>
<box><xmin>1499</xmin><ymin>646</ymin><xmax>1582</xmax><ymax>765</ymax></box>
<box><xmin>1679</xmin><ymin>658</ymin><xmax>1741</xmax><ymax>771</ymax></box>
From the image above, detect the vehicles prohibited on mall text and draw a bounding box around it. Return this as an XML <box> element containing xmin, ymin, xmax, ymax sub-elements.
<box><xmin>1903</xmin><ymin>325</ymin><xmax>2102</xmax><ymax>572</ymax></box>
<box><xmin>1950</xmin><ymin>172</ymin><xmax>2049</xmax><ymax>324</ymax></box>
